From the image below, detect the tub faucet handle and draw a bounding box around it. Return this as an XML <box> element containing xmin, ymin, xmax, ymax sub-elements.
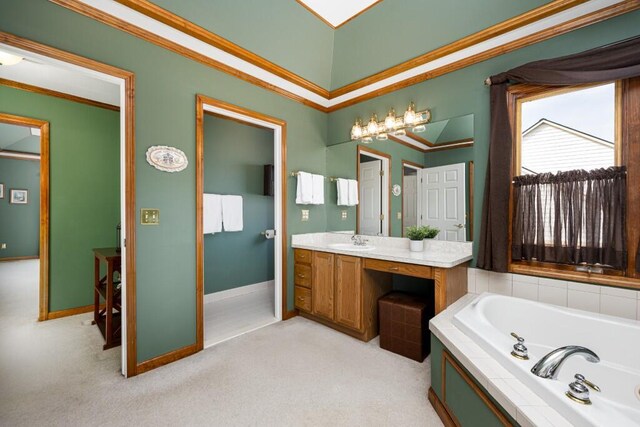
<box><xmin>510</xmin><ymin>332</ymin><xmax>529</xmax><ymax>360</ymax></box>
<box><xmin>566</xmin><ymin>373</ymin><xmax>600</xmax><ymax>405</ymax></box>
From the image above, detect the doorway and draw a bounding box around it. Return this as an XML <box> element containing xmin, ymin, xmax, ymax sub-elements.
<box><xmin>195</xmin><ymin>95</ymin><xmax>287</xmax><ymax>351</ymax></box>
<box><xmin>357</xmin><ymin>146</ymin><xmax>390</xmax><ymax>236</ymax></box>
<box><xmin>402</xmin><ymin>161</ymin><xmax>422</xmax><ymax>236</ymax></box>
<box><xmin>418</xmin><ymin>163</ymin><xmax>467</xmax><ymax>241</ymax></box>
<box><xmin>0</xmin><ymin>34</ymin><xmax>136</xmax><ymax>376</ymax></box>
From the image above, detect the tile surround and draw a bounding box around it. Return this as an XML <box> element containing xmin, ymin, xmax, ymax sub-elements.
<box><xmin>467</xmin><ymin>267</ymin><xmax>640</xmax><ymax>321</ymax></box>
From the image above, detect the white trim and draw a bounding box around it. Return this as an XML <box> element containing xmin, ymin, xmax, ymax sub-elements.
<box><xmin>0</xmin><ymin>152</ymin><xmax>40</xmax><ymax>160</ymax></box>
<box><xmin>359</xmin><ymin>149</ymin><xmax>390</xmax><ymax>237</ymax></box>
<box><xmin>201</xmin><ymin>102</ymin><xmax>284</xmax><ymax>322</ymax></box>
<box><xmin>77</xmin><ymin>0</ymin><xmax>625</xmax><ymax>108</ymax></box>
<box><xmin>204</xmin><ymin>280</ymin><xmax>275</xmax><ymax>304</ymax></box>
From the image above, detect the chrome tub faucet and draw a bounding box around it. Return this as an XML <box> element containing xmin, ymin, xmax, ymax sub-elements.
<box><xmin>531</xmin><ymin>346</ymin><xmax>600</xmax><ymax>379</ymax></box>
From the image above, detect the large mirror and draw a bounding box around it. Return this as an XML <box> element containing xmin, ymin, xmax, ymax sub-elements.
<box><xmin>326</xmin><ymin>114</ymin><xmax>474</xmax><ymax>241</ymax></box>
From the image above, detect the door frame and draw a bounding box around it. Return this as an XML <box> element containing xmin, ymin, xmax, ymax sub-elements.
<box><xmin>195</xmin><ymin>95</ymin><xmax>288</xmax><ymax>352</ymax></box>
<box><xmin>0</xmin><ymin>32</ymin><xmax>138</xmax><ymax>377</ymax></box>
<box><xmin>0</xmin><ymin>114</ymin><xmax>49</xmax><ymax>320</ymax></box>
<box><xmin>356</xmin><ymin>145</ymin><xmax>391</xmax><ymax>236</ymax></box>
<box><xmin>401</xmin><ymin>160</ymin><xmax>423</xmax><ymax>237</ymax></box>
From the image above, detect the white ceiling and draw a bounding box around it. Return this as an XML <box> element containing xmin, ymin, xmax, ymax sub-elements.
<box><xmin>0</xmin><ymin>122</ymin><xmax>40</xmax><ymax>154</ymax></box>
<box><xmin>298</xmin><ymin>0</ymin><xmax>380</xmax><ymax>27</ymax></box>
<box><xmin>0</xmin><ymin>46</ymin><xmax>121</xmax><ymax>107</ymax></box>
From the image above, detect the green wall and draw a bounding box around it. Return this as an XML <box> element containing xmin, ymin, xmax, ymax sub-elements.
<box><xmin>0</xmin><ymin>85</ymin><xmax>120</xmax><ymax>311</ymax></box>
<box><xmin>203</xmin><ymin>115</ymin><xmax>274</xmax><ymax>294</ymax></box>
<box><xmin>149</xmin><ymin>0</ymin><xmax>335</xmax><ymax>89</ymax></box>
<box><xmin>328</xmin><ymin>10</ymin><xmax>640</xmax><ymax>265</ymax></box>
<box><xmin>0</xmin><ymin>157</ymin><xmax>40</xmax><ymax>258</ymax></box>
<box><xmin>0</xmin><ymin>0</ymin><xmax>328</xmax><ymax>362</ymax></box>
<box><xmin>326</xmin><ymin>140</ymin><xmax>424</xmax><ymax>237</ymax></box>
<box><xmin>331</xmin><ymin>0</ymin><xmax>551</xmax><ymax>89</ymax></box>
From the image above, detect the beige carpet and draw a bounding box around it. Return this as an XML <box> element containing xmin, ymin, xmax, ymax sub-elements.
<box><xmin>0</xmin><ymin>260</ymin><xmax>443</xmax><ymax>426</ymax></box>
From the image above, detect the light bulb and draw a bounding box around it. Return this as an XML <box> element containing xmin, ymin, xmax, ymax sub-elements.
<box><xmin>384</xmin><ymin>109</ymin><xmax>396</xmax><ymax>131</ymax></box>
<box><xmin>393</xmin><ymin>129</ymin><xmax>406</xmax><ymax>137</ymax></box>
<box><xmin>362</xmin><ymin>136</ymin><xmax>373</xmax><ymax>144</ymax></box>
<box><xmin>412</xmin><ymin>125</ymin><xmax>426</xmax><ymax>133</ymax></box>
<box><xmin>367</xmin><ymin>114</ymin><xmax>379</xmax><ymax>135</ymax></box>
<box><xmin>0</xmin><ymin>50</ymin><xmax>23</xmax><ymax>66</ymax></box>
<box><xmin>350</xmin><ymin>119</ymin><xmax>362</xmax><ymax>140</ymax></box>
<box><xmin>376</xmin><ymin>133</ymin><xmax>388</xmax><ymax>141</ymax></box>
<box><xmin>404</xmin><ymin>102</ymin><xmax>416</xmax><ymax>126</ymax></box>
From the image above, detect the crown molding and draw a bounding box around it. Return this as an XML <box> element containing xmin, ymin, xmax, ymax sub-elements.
<box><xmin>50</xmin><ymin>0</ymin><xmax>639</xmax><ymax>112</ymax></box>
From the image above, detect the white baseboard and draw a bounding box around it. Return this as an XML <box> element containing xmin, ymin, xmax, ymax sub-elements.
<box><xmin>204</xmin><ymin>280</ymin><xmax>274</xmax><ymax>304</ymax></box>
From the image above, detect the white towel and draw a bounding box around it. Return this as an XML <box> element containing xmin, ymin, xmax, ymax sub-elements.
<box><xmin>222</xmin><ymin>195</ymin><xmax>243</xmax><ymax>232</ymax></box>
<box><xmin>295</xmin><ymin>172</ymin><xmax>313</xmax><ymax>205</ymax></box>
<box><xmin>348</xmin><ymin>179</ymin><xmax>359</xmax><ymax>206</ymax></box>
<box><xmin>311</xmin><ymin>174</ymin><xmax>324</xmax><ymax>205</ymax></box>
<box><xmin>336</xmin><ymin>178</ymin><xmax>349</xmax><ymax>206</ymax></box>
<box><xmin>203</xmin><ymin>193</ymin><xmax>222</xmax><ymax>234</ymax></box>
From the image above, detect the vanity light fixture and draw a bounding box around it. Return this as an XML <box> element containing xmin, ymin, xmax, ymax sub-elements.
<box><xmin>0</xmin><ymin>50</ymin><xmax>23</xmax><ymax>66</ymax></box>
<box><xmin>350</xmin><ymin>102</ymin><xmax>431</xmax><ymax>143</ymax></box>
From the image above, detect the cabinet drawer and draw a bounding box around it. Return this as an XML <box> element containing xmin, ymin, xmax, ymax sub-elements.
<box><xmin>364</xmin><ymin>258</ymin><xmax>433</xmax><ymax>279</ymax></box>
<box><xmin>294</xmin><ymin>263</ymin><xmax>311</xmax><ymax>288</ymax></box>
<box><xmin>294</xmin><ymin>286</ymin><xmax>312</xmax><ymax>313</ymax></box>
<box><xmin>294</xmin><ymin>249</ymin><xmax>312</xmax><ymax>265</ymax></box>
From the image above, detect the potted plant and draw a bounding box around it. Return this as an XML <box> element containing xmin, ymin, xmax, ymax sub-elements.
<box><xmin>405</xmin><ymin>225</ymin><xmax>427</xmax><ymax>252</ymax></box>
<box><xmin>422</xmin><ymin>225</ymin><xmax>440</xmax><ymax>249</ymax></box>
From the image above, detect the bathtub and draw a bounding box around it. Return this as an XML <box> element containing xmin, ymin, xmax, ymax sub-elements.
<box><xmin>453</xmin><ymin>293</ymin><xmax>640</xmax><ymax>427</ymax></box>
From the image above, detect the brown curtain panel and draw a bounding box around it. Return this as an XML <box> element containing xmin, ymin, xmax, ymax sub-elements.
<box><xmin>512</xmin><ymin>167</ymin><xmax>627</xmax><ymax>270</ymax></box>
<box><xmin>478</xmin><ymin>35</ymin><xmax>640</xmax><ymax>272</ymax></box>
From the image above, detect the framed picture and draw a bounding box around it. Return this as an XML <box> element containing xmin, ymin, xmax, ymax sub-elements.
<box><xmin>10</xmin><ymin>189</ymin><xmax>28</xmax><ymax>204</ymax></box>
<box><xmin>0</xmin><ymin>183</ymin><xmax>3</xmax><ymax>199</ymax></box>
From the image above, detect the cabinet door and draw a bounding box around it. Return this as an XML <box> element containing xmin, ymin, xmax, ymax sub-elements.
<box><xmin>335</xmin><ymin>255</ymin><xmax>363</xmax><ymax>331</ymax></box>
<box><xmin>312</xmin><ymin>251</ymin><xmax>335</xmax><ymax>321</ymax></box>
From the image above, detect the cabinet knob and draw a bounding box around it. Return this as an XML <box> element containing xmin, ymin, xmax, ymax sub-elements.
<box><xmin>298</xmin><ymin>274</ymin><xmax>305</xmax><ymax>278</ymax></box>
<box><xmin>297</xmin><ymin>296</ymin><xmax>305</xmax><ymax>301</ymax></box>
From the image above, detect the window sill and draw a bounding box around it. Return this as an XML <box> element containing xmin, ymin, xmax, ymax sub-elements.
<box><xmin>509</xmin><ymin>262</ymin><xmax>640</xmax><ymax>290</ymax></box>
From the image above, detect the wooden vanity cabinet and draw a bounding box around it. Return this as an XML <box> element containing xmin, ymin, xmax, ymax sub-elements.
<box><xmin>294</xmin><ymin>249</ymin><xmax>312</xmax><ymax>313</ymax></box>
<box><xmin>334</xmin><ymin>255</ymin><xmax>363</xmax><ymax>331</ymax></box>
<box><xmin>311</xmin><ymin>251</ymin><xmax>335</xmax><ymax>321</ymax></box>
<box><xmin>294</xmin><ymin>249</ymin><xmax>392</xmax><ymax>342</ymax></box>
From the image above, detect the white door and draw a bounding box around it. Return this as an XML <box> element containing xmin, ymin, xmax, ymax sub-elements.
<box><xmin>359</xmin><ymin>160</ymin><xmax>382</xmax><ymax>235</ymax></box>
<box><xmin>403</xmin><ymin>175</ymin><xmax>418</xmax><ymax>232</ymax></box>
<box><xmin>418</xmin><ymin>163</ymin><xmax>466</xmax><ymax>241</ymax></box>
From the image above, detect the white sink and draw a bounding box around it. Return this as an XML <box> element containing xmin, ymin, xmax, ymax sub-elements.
<box><xmin>327</xmin><ymin>243</ymin><xmax>376</xmax><ymax>252</ymax></box>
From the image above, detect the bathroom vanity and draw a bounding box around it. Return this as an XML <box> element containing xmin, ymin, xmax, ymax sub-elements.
<box><xmin>291</xmin><ymin>233</ymin><xmax>472</xmax><ymax>342</ymax></box>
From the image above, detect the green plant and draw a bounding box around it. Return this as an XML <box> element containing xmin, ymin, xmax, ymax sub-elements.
<box><xmin>405</xmin><ymin>225</ymin><xmax>440</xmax><ymax>240</ymax></box>
<box><xmin>405</xmin><ymin>225</ymin><xmax>426</xmax><ymax>241</ymax></box>
<box><xmin>423</xmin><ymin>225</ymin><xmax>440</xmax><ymax>239</ymax></box>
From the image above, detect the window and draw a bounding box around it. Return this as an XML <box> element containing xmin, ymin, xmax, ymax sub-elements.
<box><xmin>508</xmin><ymin>78</ymin><xmax>640</xmax><ymax>286</ymax></box>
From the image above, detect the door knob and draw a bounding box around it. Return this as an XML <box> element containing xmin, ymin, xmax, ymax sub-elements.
<box><xmin>455</xmin><ymin>224</ymin><xmax>464</xmax><ymax>229</ymax></box>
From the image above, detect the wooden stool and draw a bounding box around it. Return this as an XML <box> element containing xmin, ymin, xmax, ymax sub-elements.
<box><xmin>93</xmin><ymin>247</ymin><xmax>122</xmax><ymax>350</ymax></box>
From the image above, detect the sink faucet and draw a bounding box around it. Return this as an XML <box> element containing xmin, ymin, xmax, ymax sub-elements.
<box><xmin>531</xmin><ymin>346</ymin><xmax>600</xmax><ymax>379</ymax></box>
<box><xmin>351</xmin><ymin>235</ymin><xmax>368</xmax><ymax>246</ymax></box>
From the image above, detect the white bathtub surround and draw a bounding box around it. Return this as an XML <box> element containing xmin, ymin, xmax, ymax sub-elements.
<box><xmin>466</xmin><ymin>267</ymin><xmax>640</xmax><ymax>321</ymax></box>
<box><xmin>291</xmin><ymin>232</ymin><xmax>472</xmax><ymax>268</ymax></box>
<box><xmin>451</xmin><ymin>293</ymin><xmax>640</xmax><ymax>427</ymax></box>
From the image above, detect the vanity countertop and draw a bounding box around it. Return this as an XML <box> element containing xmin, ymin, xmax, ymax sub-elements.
<box><xmin>291</xmin><ymin>232</ymin><xmax>472</xmax><ymax>269</ymax></box>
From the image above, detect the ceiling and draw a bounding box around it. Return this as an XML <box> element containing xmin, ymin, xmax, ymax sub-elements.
<box><xmin>296</xmin><ymin>0</ymin><xmax>381</xmax><ymax>27</ymax></box>
<box><xmin>0</xmin><ymin>45</ymin><xmax>121</xmax><ymax>108</ymax></box>
<box><xmin>0</xmin><ymin>122</ymin><xmax>40</xmax><ymax>154</ymax></box>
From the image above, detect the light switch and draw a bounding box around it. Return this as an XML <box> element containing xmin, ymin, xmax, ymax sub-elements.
<box><xmin>0</xmin><ymin>243</ymin><xmax>6</xmax><ymax>249</ymax></box>
<box><xmin>301</xmin><ymin>209</ymin><xmax>309</xmax><ymax>222</ymax></box>
<box><xmin>341</xmin><ymin>210</ymin><xmax>348</xmax><ymax>220</ymax></box>
<box><xmin>141</xmin><ymin>208</ymin><xmax>160</xmax><ymax>225</ymax></box>
<box><xmin>397</xmin><ymin>212</ymin><xmax>402</xmax><ymax>220</ymax></box>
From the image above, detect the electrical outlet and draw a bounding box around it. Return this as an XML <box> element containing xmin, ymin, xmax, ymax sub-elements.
<box><xmin>301</xmin><ymin>209</ymin><xmax>309</xmax><ymax>222</ymax></box>
<box><xmin>397</xmin><ymin>212</ymin><xmax>402</xmax><ymax>220</ymax></box>
<box><xmin>0</xmin><ymin>243</ymin><xmax>6</xmax><ymax>249</ymax></box>
<box><xmin>141</xmin><ymin>208</ymin><xmax>160</xmax><ymax>225</ymax></box>
<box><xmin>341</xmin><ymin>210</ymin><xmax>348</xmax><ymax>220</ymax></box>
